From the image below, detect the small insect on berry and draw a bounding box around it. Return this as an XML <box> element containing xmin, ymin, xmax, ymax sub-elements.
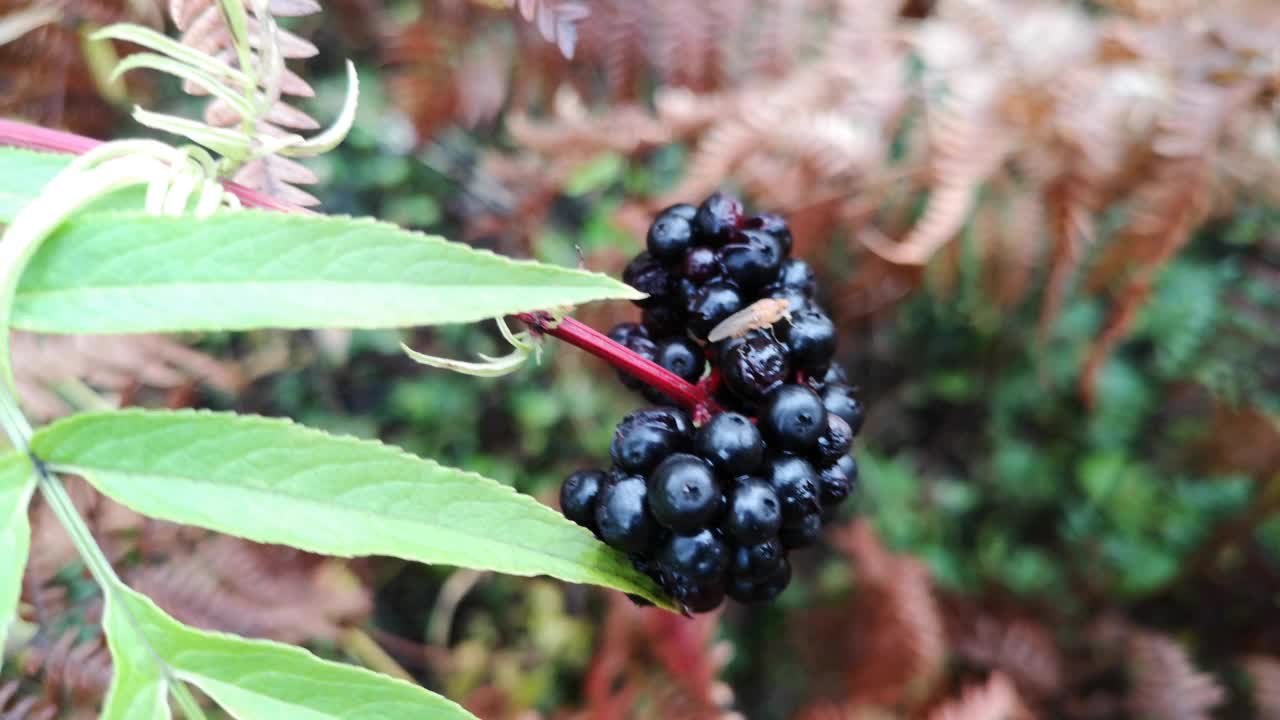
<box><xmin>707</xmin><ymin>298</ymin><xmax>793</xmax><ymax>343</ymax></box>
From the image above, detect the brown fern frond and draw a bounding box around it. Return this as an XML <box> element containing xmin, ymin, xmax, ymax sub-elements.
<box><xmin>1245</xmin><ymin>656</ymin><xmax>1280</xmax><ymax>720</ymax></box>
<box><xmin>0</xmin><ymin>682</ymin><xmax>57</xmax><ymax>720</ymax></box>
<box><xmin>12</xmin><ymin>332</ymin><xmax>241</xmax><ymax>422</ymax></box>
<box><xmin>926</xmin><ymin>673</ymin><xmax>1029</xmax><ymax>720</ymax></box>
<box><xmin>19</xmin><ymin>631</ymin><xmax>113</xmax><ymax>706</ymax></box>
<box><xmin>505</xmin><ymin>0</ymin><xmax>588</xmax><ymax>59</ymax></box>
<box><xmin>1125</xmin><ymin>631</ymin><xmax>1225</xmax><ymax>720</ymax></box>
<box><xmin>954</xmin><ymin>615</ymin><xmax>1063</xmax><ymax>700</ymax></box>
<box><xmin>168</xmin><ymin>0</ymin><xmax>324</xmax><ymax>204</ymax></box>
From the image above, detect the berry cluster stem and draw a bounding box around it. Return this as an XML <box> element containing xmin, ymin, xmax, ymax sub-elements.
<box><xmin>0</xmin><ymin>119</ymin><xmax>718</xmax><ymax>416</ymax></box>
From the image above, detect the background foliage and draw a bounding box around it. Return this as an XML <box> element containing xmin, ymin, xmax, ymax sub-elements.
<box><xmin>2</xmin><ymin>0</ymin><xmax>1278</xmax><ymax>718</ymax></box>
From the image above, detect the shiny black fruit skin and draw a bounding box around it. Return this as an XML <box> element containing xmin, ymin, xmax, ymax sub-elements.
<box><xmin>718</xmin><ymin>331</ymin><xmax>790</xmax><ymax>403</ymax></box>
<box><xmin>695</xmin><ymin>412</ymin><xmax>765</xmax><ymax>477</ymax></box>
<box><xmin>778</xmin><ymin>307</ymin><xmax>836</xmax><ymax>375</ymax></box>
<box><xmin>719</xmin><ymin>229</ymin><xmax>784</xmax><ymax>290</ymax></box>
<box><xmin>560</xmin><ymin>469</ymin><xmax>606</xmax><ymax>531</ymax></box>
<box><xmin>672</xmin><ymin>577</ymin><xmax>726</xmax><ymax>613</ymax></box>
<box><xmin>642</xmin><ymin>305</ymin><xmax>685</xmax><ymax>339</ymax></box>
<box><xmin>686</xmin><ymin>282</ymin><xmax>744</xmax><ymax>339</ymax></box>
<box><xmin>647</xmin><ymin>204</ymin><xmax>696</xmax><ymax>261</ymax></box>
<box><xmin>822</xmin><ymin>383</ymin><xmax>865</xmax><ymax>435</ymax></box>
<box><xmin>623</xmin><ymin>252</ymin><xmax>673</xmax><ymax>308</ymax></box>
<box><xmin>658</xmin><ymin>528</ymin><xmax>729</xmax><ymax>582</ymax></box>
<box><xmin>744</xmin><ymin>212</ymin><xmax>793</xmax><ymax>256</ymax></box>
<box><xmin>723</xmin><ymin>477</ymin><xmax>782</xmax><ymax>544</ymax></box>
<box><xmin>814</xmin><ymin>414</ymin><xmax>854</xmax><ymax>467</ymax></box>
<box><xmin>693</xmin><ymin>191</ymin><xmax>743</xmax><ymax>245</ymax></box>
<box><xmin>779</xmin><ymin>510</ymin><xmax>822</xmax><ymax>549</ymax></box>
<box><xmin>654</xmin><ymin>337</ymin><xmax>706</xmax><ymax>384</ymax></box>
<box><xmin>682</xmin><ymin>246</ymin><xmax>722</xmax><ymax>282</ymax></box>
<box><xmin>607</xmin><ymin>322</ymin><xmax>649</xmax><ymax>347</ymax></box>
<box><xmin>764</xmin><ymin>284</ymin><xmax>810</xmax><ymax>314</ymax></box>
<box><xmin>595</xmin><ymin>476</ymin><xmax>659</xmax><ymax>554</ymax></box>
<box><xmin>648</xmin><ymin>454</ymin><xmax>724</xmax><ymax>533</ymax></box>
<box><xmin>774</xmin><ymin>258</ymin><xmax>815</xmax><ymax>295</ymax></box>
<box><xmin>727</xmin><ymin>556</ymin><xmax>791</xmax><ymax>603</ymax></box>
<box><xmin>610</xmin><ymin>409</ymin><xmax>689</xmax><ymax>474</ymax></box>
<box><xmin>817</xmin><ymin>462</ymin><xmax>852</xmax><ymax>506</ymax></box>
<box><xmin>731</xmin><ymin>539</ymin><xmax>784</xmax><ymax>582</ymax></box>
<box><xmin>760</xmin><ymin>385</ymin><xmax>828</xmax><ymax>452</ymax></box>
<box><xmin>837</xmin><ymin>453</ymin><xmax>859</xmax><ymax>485</ymax></box>
<box><xmin>765</xmin><ymin>455</ymin><xmax>820</xmax><ymax>522</ymax></box>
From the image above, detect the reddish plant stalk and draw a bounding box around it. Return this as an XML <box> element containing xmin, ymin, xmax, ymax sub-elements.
<box><xmin>0</xmin><ymin>119</ymin><xmax>714</xmax><ymax>415</ymax></box>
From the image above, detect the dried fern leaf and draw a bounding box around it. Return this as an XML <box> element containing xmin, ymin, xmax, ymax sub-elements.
<box><xmin>927</xmin><ymin>673</ymin><xmax>1029</xmax><ymax>720</ymax></box>
<box><xmin>1126</xmin><ymin>631</ymin><xmax>1225</xmax><ymax>720</ymax></box>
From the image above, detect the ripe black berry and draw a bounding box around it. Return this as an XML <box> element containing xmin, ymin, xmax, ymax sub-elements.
<box><xmin>745</xmin><ymin>212</ymin><xmax>793</xmax><ymax>256</ymax></box>
<box><xmin>610</xmin><ymin>409</ymin><xmax>688</xmax><ymax>474</ymax></box>
<box><xmin>595</xmin><ymin>476</ymin><xmax>660</xmax><ymax>554</ymax></box>
<box><xmin>730</xmin><ymin>539</ymin><xmax>783</xmax><ymax>581</ymax></box>
<box><xmin>607</xmin><ymin>322</ymin><xmax>648</xmax><ymax>347</ymax></box>
<box><xmin>672</xmin><ymin>577</ymin><xmax>727</xmax><ymax>613</ymax></box>
<box><xmin>727</xmin><ymin>557</ymin><xmax>791</xmax><ymax>604</ymax></box>
<box><xmin>719</xmin><ymin>229</ymin><xmax>784</xmax><ymax>290</ymax></box>
<box><xmin>612</xmin><ymin>330</ymin><xmax>657</xmax><ymax>392</ymax></box>
<box><xmin>837</xmin><ymin>453</ymin><xmax>859</xmax><ymax>485</ymax></box>
<box><xmin>693</xmin><ymin>191</ymin><xmax>743</xmax><ymax>245</ymax></box>
<box><xmin>764</xmin><ymin>284</ymin><xmax>810</xmax><ymax>313</ymax></box>
<box><xmin>695</xmin><ymin>412</ymin><xmax>765</xmax><ymax>477</ymax></box>
<box><xmin>780</xmin><ymin>511</ymin><xmax>822</xmax><ymax>549</ymax></box>
<box><xmin>686</xmin><ymin>282</ymin><xmax>744</xmax><ymax>339</ymax></box>
<box><xmin>560</xmin><ymin>469</ymin><xmax>606</xmax><ymax>531</ymax></box>
<box><xmin>654</xmin><ymin>337</ymin><xmax>706</xmax><ymax>384</ymax></box>
<box><xmin>642</xmin><ymin>305</ymin><xmax>685</xmax><ymax>338</ymax></box>
<box><xmin>718</xmin><ymin>331</ymin><xmax>790</xmax><ymax>403</ymax></box>
<box><xmin>647</xmin><ymin>205</ymin><xmax>696</xmax><ymax>261</ymax></box>
<box><xmin>657</xmin><ymin>528</ymin><xmax>729</xmax><ymax>582</ymax></box>
<box><xmin>778</xmin><ymin>307</ymin><xmax>836</xmax><ymax>375</ymax></box>
<box><xmin>765</xmin><ymin>455</ymin><xmax>820</xmax><ymax>522</ymax></box>
<box><xmin>817</xmin><ymin>462</ymin><xmax>852</xmax><ymax>506</ymax></box>
<box><xmin>723</xmin><ymin>477</ymin><xmax>782</xmax><ymax>544</ymax></box>
<box><xmin>648</xmin><ymin>454</ymin><xmax>724</xmax><ymax>533</ymax></box>
<box><xmin>623</xmin><ymin>252</ymin><xmax>673</xmax><ymax>308</ymax></box>
<box><xmin>682</xmin><ymin>246</ymin><xmax>721</xmax><ymax>282</ymax></box>
<box><xmin>821</xmin><ymin>383</ymin><xmax>865</xmax><ymax>435</ymax></box>
<box><xmin>629</xmin><ymin>405</ymin><xmax>693</xmax><ymax>437</ymax></box>
<box><xmin>760</xmin><ymin>385</ymin><xmax>828</xmax><ymax>452</ymax></box>
<box><xmin>775</xmin><ymin>258</ymin><xmax>816</xmax><ymax>296</ymax></box>
<box><xmin>814</xmin><ymin>414</ymin><xmax>854</xmax><ymax>467</ymax></box>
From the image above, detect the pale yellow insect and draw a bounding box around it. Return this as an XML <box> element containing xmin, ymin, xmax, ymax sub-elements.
<box><xmin>707</xmin><ymin>298</ymin><xmax>792</xmax><ymax>342</ymax></box>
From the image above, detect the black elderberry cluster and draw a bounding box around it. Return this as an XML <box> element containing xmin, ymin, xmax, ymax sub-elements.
<box><xmin>559</xmin><ymin>192</ymin><xmax>865</xmax><ymax>613</ymax></box>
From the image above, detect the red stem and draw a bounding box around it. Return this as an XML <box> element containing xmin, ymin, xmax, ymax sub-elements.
<box><xmin>0</xmin><ymin>119</ymin><xmax>713</xmax><ymax>414</ymax></box>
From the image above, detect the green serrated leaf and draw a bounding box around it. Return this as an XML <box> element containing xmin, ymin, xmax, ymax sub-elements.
<box><xmin>102</xmin><ymin>591</ymin><xmax>171</xmax><ymax>720</ymax></box>
<box><xmin>108</xmin><ymin>582</ymin><xmax>475</xmax><ymax>719</ymax></box>
<box><xmin>12</xmin><ymin>210</ymin><xmax>643</xmax><ymax>334</ymax></box>
<box><xmin>0</xmin><ymin>453</ymin><xmax>34</xmax><ymax>672</ymax></box>
<box><xmin>0</xmin><ymin>148</ymin><xmax>146</xmax><ymax>223</ymax></box>
<box><xmin>31</xmin><ymin>410</ymin><xmax>671</xmax><ymax>607</ymax></box>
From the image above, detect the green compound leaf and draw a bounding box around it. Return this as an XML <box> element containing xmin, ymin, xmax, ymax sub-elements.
<box><xmin>0</xmin><ymin>453</ymin><xmax>34</xmax><ymax>673</ymax></box>
<box><xmin>0</xmin><ymin>148</ymin><xmax>145</xmax><ymax>222</ymax></box>
<box><xmin>106</xmin><ymin>582</ymin><xmax>477</xmax><ymax>719</ymax></box>
<box><xmin>101</xmin><ymin>590</ymin><xmax>170</xmax><ymax>720</ymax></box>
<box><xmin>11</xmin><ymin>210</ymin><xmax>641</xmax><ymax>334</ymax></box>
<box><xmin>31</xmin><ymin>410</ymin><xmax>671</xmax><ymax>608</ymax></box>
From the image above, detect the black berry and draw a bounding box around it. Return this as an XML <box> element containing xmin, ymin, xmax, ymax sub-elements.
<box><xmin>765</xmin><ymin>455</ymin><xmax>820</xmax><ymax>522</ymax></box>
<box><xmin>814</xmin><ymin>414</ymin><xmax>854</xmax><ymax>467</ymax></box>
<box><xmin>686</xmin><ymin>282</ymin><xmax>744</xmax><ymax>339</ymax></box>
<box><xmin>654</xmin><ymin>337</ymin><xmax>706</xmax><ymax>384</ymax></box>
<box><xmin>760</xmin><ymin>385</ymin><xmax>828</xmax><ymax>452</ymax></box>
<box><xmin>648</xmin><ymin>454</ymin><xmax>724</xmax><ymax>533</ymax></box>
<box><xmin>727</xmin><ymin>557</ymin><xmax>791</xmax><ymax>604</ymax></box>
<box><xmin>693</xmin><ymin>191</ymin><xmax>743</xmax><ymax>245</ymax></box>
<box><xmin>780</xmin><ymin>511</ymin><xmax>822</xmax><ymax>549</ymax></box>
<box><xmin>607</xmin><ymin>322</ymin><xmax>648</xmax><ymax>347</ymax></box>
<box><xmin>647</xmin><ymin>205</ymin><xmax>696</xmax><ymax>261</ymax></box>
<box><xmin>695</xmin><ymin>412</ymin><xmax>765</xmax><ymax>477</ymax></box>
<box><xmin>657</xmin><ymin>528</ymin><xmax>729</xmax><ymax>582</ymax></box>
<box><xmin>775</xmin><ymin>258</ymin><xmax>815</xmax><ymax>296</ymax></box>
<box><xmin>560</xmin><ymin>469</ymin><xmax>606</xmax><ymax>531</ymax></box>
<box><xmin>682</xmin><ymin>246</ymin><xmax>721</xmax><ymax>282</ymax></box>
<box><xmin>723</xmin><ymin>477</ymin><xmax>782</xmax><ymax>544</ymax></box>
<box><xmin>817</xmin><ymin>462</ymin><xmax>852</xmax><ymax>506</ymax></box>
<box><xmin>623</xmin><ymin>252</ymin><xmax>673</xmax><ymax>308</ymax></box>
<box><xmin>719</xmin><ymin>229</ymin><xmax>784</xmax><ymax>290</ymax></box>
<box><xmin>610</xmin><ymin>409</ymin><xmax>688</xmax><ymax>474</ymax></box>
<box><xmin>745</xmin><ymin>212</ymin><xmax>793</xmax><ymax>256</ymax></box>
<box><xmin>778</xmin><ymin>307</ymin><xmax>836</xmax><ymax>375</ymax></box>
<box><xmin>595</xmin><ymin>476</ymin><xmax>660</xmax><ymax>554</ymax></box>
<box><xmin>730</xmin><ymin>539</ymin><xmax>784</xmax><ymax>581</ymax></box>
<box><xmin>718</xmin><ymin>331</ymin><xmax>790</xmax><ymax>403</ymax></box>
<box><xmin>822</xmin><ymin>384</ymin><xmax>865</xmax><ymax>435</ymax></box>
<box><xmin>642</xmin><ymin>305</ymin><xmax>685</xmax><ymax>338</ymax></box>
<box><xmin>672</xmin><ymin>577</ymin><xmax>726</xmax><ymax>613</ymax></box>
